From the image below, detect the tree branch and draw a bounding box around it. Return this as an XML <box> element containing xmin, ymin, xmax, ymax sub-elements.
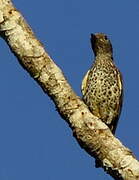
<box><xmin>0</xmin><ymin>0</ymin><xmax>139</xmax><ymax>179</ymax></box>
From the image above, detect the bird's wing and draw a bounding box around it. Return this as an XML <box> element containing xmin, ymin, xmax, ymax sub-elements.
<box><xmin>111</xmin><ymin>70</ymin><xmax>123</xmax><ymax>134</ymax></box>
<box><xmin>117</xmin><ymin>70</ymin><xmax>123</xmax><ymax>116</ymax></box>
<box><xmin>81</xmin><ymin>69</ymin><xmax>90</xmax><ymax>96</ymax></box>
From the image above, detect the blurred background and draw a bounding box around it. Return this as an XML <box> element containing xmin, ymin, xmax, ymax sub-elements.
<box><xmin>0</xmin><ymin>0</ymin><xmax>139</xmax><ymax>179</ymax></box>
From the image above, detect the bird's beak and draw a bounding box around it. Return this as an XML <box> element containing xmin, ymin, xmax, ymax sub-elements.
<box><xmin>90</xmin><ymin>33</ymin><xmax>96</xmax><ymax>46</ymax></box>
<box><xmin>91</xmin><ymin>33</ymin><xmax>95</xmax><ymax>40</ymax></box>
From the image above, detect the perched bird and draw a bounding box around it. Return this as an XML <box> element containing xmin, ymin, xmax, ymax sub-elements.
<box><xmin>81</xmin><ymin>33</ymin><xmax>123</xmax><ymax>134</ymax></box>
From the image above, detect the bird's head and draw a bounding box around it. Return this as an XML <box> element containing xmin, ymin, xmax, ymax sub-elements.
<box><xmin>91</xmin><ymin>33</ymin><xmax>113</xmax><ymax>56</ymax></box>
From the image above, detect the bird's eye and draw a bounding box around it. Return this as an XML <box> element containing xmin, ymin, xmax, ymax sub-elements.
<box><xmin>104</xmin><ymin>36</ymin><xmax>108</xmax><ymax>40</ymax></box>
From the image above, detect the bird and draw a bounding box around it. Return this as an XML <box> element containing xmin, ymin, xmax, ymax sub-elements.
<box><xmin>81</xmin><ymin>33</ymin><xmax>123</xmax><ymax>135</ymax></box>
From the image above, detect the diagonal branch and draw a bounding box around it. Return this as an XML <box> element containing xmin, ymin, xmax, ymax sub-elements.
<box><xmin>0</xmin><ymin>0</ymin><xmax>139</xmax><ymax>179</ymax></box>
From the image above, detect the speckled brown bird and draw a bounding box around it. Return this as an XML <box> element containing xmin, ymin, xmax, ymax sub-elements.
<box><xmin>81</xmin><ymin>33</ymin><xmax>123</xmax><ymax>134</ymax></box>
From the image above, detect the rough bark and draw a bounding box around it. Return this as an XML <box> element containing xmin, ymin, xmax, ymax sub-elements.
<box><xmin>0</xmin><ymin>0</ymin><xmax>139</xmax><ymax>179</ymax></box>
